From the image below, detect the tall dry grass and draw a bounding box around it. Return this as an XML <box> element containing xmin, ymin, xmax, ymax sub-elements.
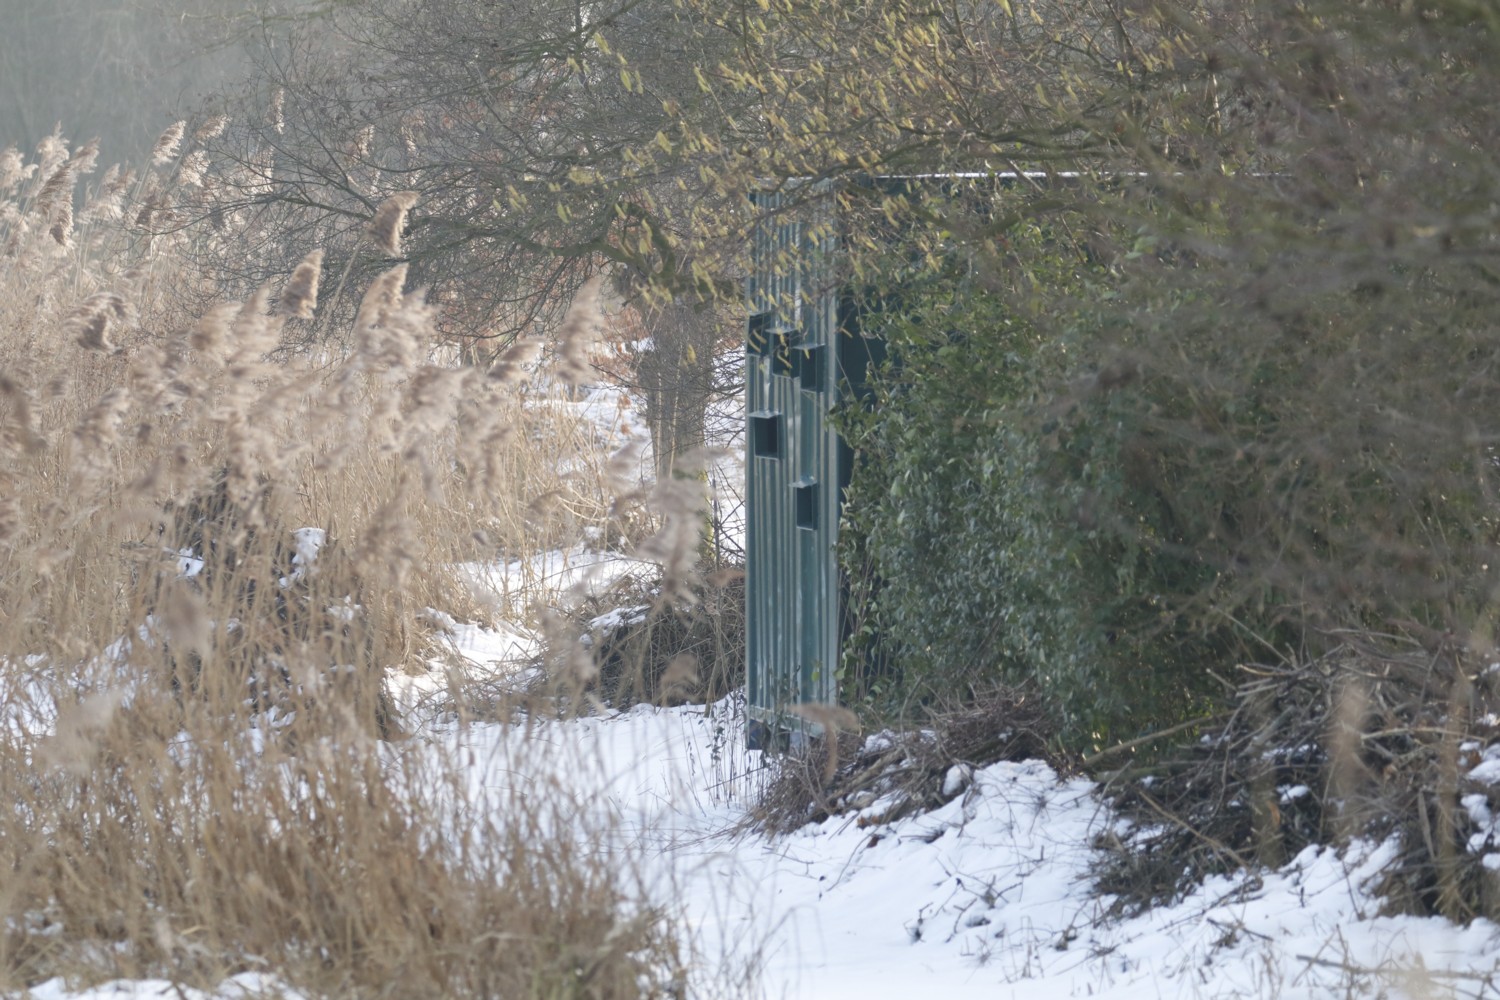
<box><xmin>0</xmin><ymin>131</ymin><xmax>712</xmax><ymax>997</ymax></box>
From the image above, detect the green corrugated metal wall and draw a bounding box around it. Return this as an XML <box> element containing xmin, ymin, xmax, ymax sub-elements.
<box><xmin>744</xmin><ymin>181</ymin><xmax>879</xmax><ymax>749</ymax></box>
<box><xmin>743</xmin><ymin>174</ymin><xmax>1074</xmax><ymax>747</ymax></box>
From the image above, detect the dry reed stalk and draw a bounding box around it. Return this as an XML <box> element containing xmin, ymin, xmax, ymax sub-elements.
<box><xmin>280</xmin><ymin>248</ymin><xmax>323</xmax><ymax>320</ymax></box>
<box><xmin>150</xmin><ymin>121</ymin><xmax>186</xmax><ymax>166</ymax></box>
<box><xmin>0</xmin><ymin>146</ymin><xmax>33</xmax><ymax>191</ymax></box>
<box><xmin>68</xmin><ymin>138</ymin><xmax>100</xmax><ymax>176</ymax></box>
<box><xmin>67</xmin><ymin>292</ymin><xmax>128</xmax><ymax>353</ymax></box>
<box><xmin>34</xmin><ymin>162</ymin><xmax>75</xmax><ymax>248</ymax></box>
<box><xmin>486</xmin><ymin>330</ymin><xmax>543</xmax><ymax>383</ymax></box>
<box><xmin>178</xmin><ymin>150</ymin><xmax>209</xmax><ymax>188</ymax></box>
<box><xmin>0</xmin><ymin>129</ymin><xmax>717</xmax><ymax>997</ymax></box>
<box><xmin>193</xmin><ymin>114</ymin><xmax>230</xmax><ymax>142</ymax></box>
<box><xmin>34</xmin><ymin>128</ymin><xmax>68</xmax><ymax>179</ymax></box>
<box><xmin>367</xmin><ymin>191</ymin><xmax>419</xmax><ymax>256</ymax></box>
<box><xmin>554</xmin><ymin>273</ymin><xmax>607</xmax><ymax>385</ymax></box>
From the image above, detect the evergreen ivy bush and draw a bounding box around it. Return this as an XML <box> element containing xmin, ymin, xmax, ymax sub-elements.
<box><xmin>841</xmin><ymin>222</ymin><xmax>1260</xmax><ymax>747</ymax></box>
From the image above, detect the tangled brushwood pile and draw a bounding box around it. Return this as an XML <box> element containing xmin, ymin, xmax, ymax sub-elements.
<box><xmin>1095</xmin><ymin>637</ymin><xmax>1500</xmax><ymax>923</ymax></box>
<box><xmin>752</xmin><ymin>688</ymin><xmax>1058</xmax><ymax>836</ymax></box>
<box><xmin>152</xmin><ymin>471</ymin><xmax>398</xmax><ymax>741</ymax></box>
<box><xmin>551</xmin><ymin>568</ymin><xmax>746</xmax><ymax>710</ymax></box>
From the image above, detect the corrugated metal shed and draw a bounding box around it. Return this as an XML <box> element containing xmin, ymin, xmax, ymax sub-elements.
<box><xmin>743</xmin><ymin>181</ymin><xmax>884</xmax><ymax>749</ymax></box>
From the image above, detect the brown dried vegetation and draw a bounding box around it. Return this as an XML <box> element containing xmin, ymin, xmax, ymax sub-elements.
<box><xmin>0</xmin><ymin>132</ymin><xmax>701</xmax><ymax>997</ymax></box>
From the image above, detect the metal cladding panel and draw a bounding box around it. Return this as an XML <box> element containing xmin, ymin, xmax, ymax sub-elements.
<box><xmin>746</xmin><ymin>174</ymin><xmax>1046</xmax><ymax>744</ymax></box>
<box><xmin>746</xmin><ymin>183</ymin><xmax>843</xmax><ymax>738</ymax></box>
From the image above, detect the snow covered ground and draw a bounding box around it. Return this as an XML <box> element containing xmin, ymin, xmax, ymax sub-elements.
<box><xmin>23</xmin><ymin>608</ymin><xmax>1500</xmax><ymax>999</ymax></box>
<box><xmin>399</xmin><ymin>619</ymin><xmax>1500</xmax><ymax>1000</ymax></box>
<box><xmin>20</xmin><ymin>381</ymin><xmax>1500</xmax><ymax>999</ymax></box>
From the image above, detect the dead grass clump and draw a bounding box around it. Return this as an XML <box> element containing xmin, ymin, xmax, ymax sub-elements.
<box><xmin>1094</xmin><ymin>637</ymin><xmax>1500</xmax><ymax>924</ymax></box>
<box><xmin>0</xmin><ymin>687</ymin><xmax>688</xmax><ymax>997</ymax></box>
<box><xmin>751</xmin><ymin>687</ymin><xmax>1058</xmax><ymax>835</ymax></box>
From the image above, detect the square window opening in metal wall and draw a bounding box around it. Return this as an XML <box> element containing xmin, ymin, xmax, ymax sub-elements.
<box><xmin>772</xmin><ymin>334</ymin><xmax>797</xmax><ymax>377</ymax></box>
<box><xmin>795</xmin><ymin>345</ymin><xmax>825</xmax><ymax>390</ymax></box>
<box><xmin>750</xmin><ymin>412</ymin><xmax>783</xmax><ymax>459</ymax></box>
<box><xmin>794</xmin><ymin>478</ymin><xmax>819</xmax><ymax>530</ymax></box>
<box><xmin>746</xmin><ymin>311</ymin><xmax>773</xmax><ymax>356</ymax></box>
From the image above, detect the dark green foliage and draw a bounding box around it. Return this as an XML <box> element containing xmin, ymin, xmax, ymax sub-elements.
<box><xmin>840</xmin><ymin>219</ymin><xmax>1269</xmax><ymax>747</ymax></box>
<box><xmin>844</xmin><ymin>168</ymin><xmax>1500</xmax><ymax>751</ymax></box>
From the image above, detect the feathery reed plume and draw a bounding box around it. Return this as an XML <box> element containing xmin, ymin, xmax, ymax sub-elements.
<box><xmin>73</xmin><ymin>386</ymin><xmax>133</xmax><ymax>476</ymax></box>
<box><xmin>35</xmin><ymin>127</ymin><xmax>68</xmax><ymax>177</ymax></box>
<box><xmin>68</xmin><ymin>291</ymin><xmax>129</xmax><ymax>352</ymax></box>
<box><xmin>554</xmin><ymin>273</ymin><xmax>607</xmax><ymax>386</ymax></box>
<box><xmin>635</xmin><ymin>447</ymin><xmax>714</xmax><ymax>603</ymax></box>
<box><xmin>281</xmin><ymin>248</ymin><xmax>324</xmax><ymax>319</ymax></box>
<box><xmin>354</xmin><ymin>262</ymin><xmax>407</xmax><ymax>329</ymax></box>
<box><xmin>0</xmin><ymin>145</ymin><xmax>34</xmax><ymax>191</ymax></box>
<box><xmin>134</xmin><ymin>190</ymin><xmax>163</xmax><ymax>231</ymax></box>
<box><xmin>190</xmin><ymin>301</ymin><xmax>239</xmax><ymax>358</ymax></box>
<box><xmin>179</xmin><ymin>149</ymin><xmax>209</xmax><ymax>188</ymax></box>
<box><xmin>68</xmin><ymin>138</ymin><xmax>100</xmax><ymax>175</ymax></box>
<box><xmin>367</xmin><ymin>191</ymin><xmax>419</xmax><ymax>256</ymax></box>
<box><xmin>269</xmin><ymin>88</ymin><xmax>285</xmax><ymax>134</ymax></box>
<box><xmin>228</xmin><ymin>283</ymin><xmax>280</xmax><ymax>368</ymax></box>
<box><xmin>486</xmin><ymin>331</ymin><xmax>543</xmax><ymax>383</ymax></box>
<box><xmin>0</xmin><ymin>374</ymin><xmax>45</xmax><ymax>455</ymax></box>
<box><xmin>194</xmin><ymin>114</ymin><xmax>230</xmax><ymax>142</ymax></box>
<box><xmin>35</xmin><ymin>161</ymin><xmax>76</xmax><ymax>247</ymax></box>
<box><xmin>83</xmin><ymin>165</ymin><xmax>133</xmax><ymax>222</ymax></box>
<box><xmin>151</xmin><ymin>121</ymin><xmax>186</xmax><ymax>166</ymax></box>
